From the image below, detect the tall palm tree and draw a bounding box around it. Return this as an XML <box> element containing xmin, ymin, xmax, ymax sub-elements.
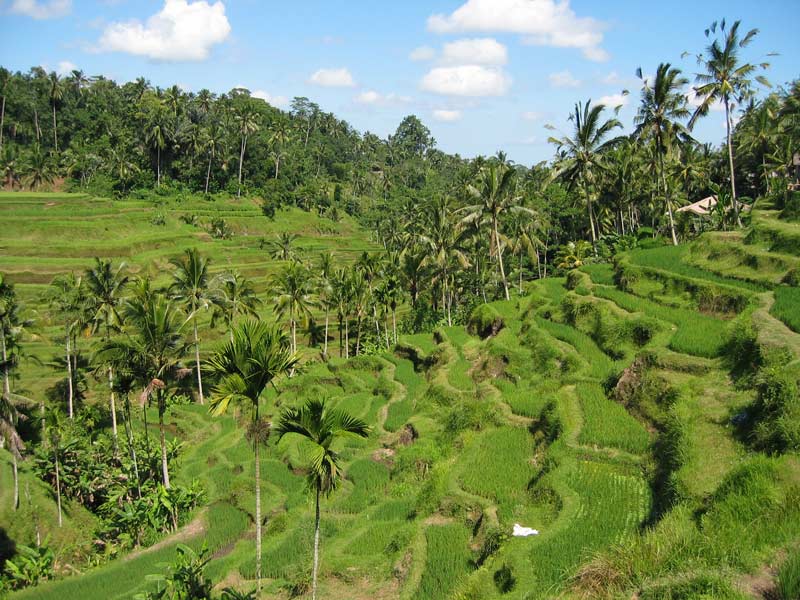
<box><xmin>635</xmin><ymin>63</ymin><xmax>691</xmax><ymax>245</ymax></box>
<box><xmin>234</xmin><ymin>106</ymin><xmax>260</xmax><ymax>197</ymax></box>
<box><xmin>43</xmin><ymin>273</ymin><xmax>88</xmax><ymax>419</ymax></box>
<box><xmin>145</xmin><ymin>107</ymin><xmax>171</xmax><ymax>188</ymax></box>
<box><xmin>0</xmin><ymin>67</ymin><xmax>9</xmax><ymax>153</ymax></box>
<box><xmin>464</xmin><ymin>164</ymin><xmax>522</xmax><ymax>300</ymax></box>
<box><xmin>48</xmin><ymin>72</ymin><xmax>63</xmax><ymax>153</ymax></box>
<box><xmin>272</xmin><ymin>262</ymin><xmax>315</xmax><ymax>354</ymax></box>
<box><xmin>738</xmin><ymin>97</ymin><xmax>780</xmax><ymax>195</ymax></box>
<box><xmin>203</xmin><ymin>121</ymin><xmax>225</xmax><ymax>194</ymax></box>
<box><xmin>207</xmin><ymin>321</ymin><xmax>299</xmax><ymax>592</ymax></box>
<box><xmin>316</xmin><ymin>252</ymin><xmax>335</xmax><ymax>359</ymax></box>
<box><xmin>99</xmin><ymin>292</ymin><xmax>188</xmax><ymax>489</ymax></box>
<box><xmin>169</xmin><ymin>248</ymin><xmax>224</xmax><ymax>405</ymax></box>
<box><xmin>211</xmin><ymin>271</ymin><xmax>261</xmax><ymax>343</ymax></box>
<box><xmin>275</xmin><ymin>399</ymin><xmax>369</xmax><ymax>600</ymax></box>
<box><xmin>688</xmin><ymin>19</ymin><xmax>770</xmax><ymax>227</ymax></box>
<box><xmin>85</xmin><ymin>259</ymin><xmax>129</xmax><ymax>453</ymax></box>
<box><xmin>330</xmin><ymin>269</ymin><xmax>352</xmax><ymax>358</ymax></box>
<box><xmin>268</xmin><ymin>117</ymin><xmax>292</xmax><ymax>179</ymax></box>
<box><xmin>549</xmin><ymin>100</ymin><xmax>622</xmax><ymax>246</ymax></box>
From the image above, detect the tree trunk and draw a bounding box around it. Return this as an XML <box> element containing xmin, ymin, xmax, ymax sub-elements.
<box><xmin>356</xmin><ymin>317</ymin><xmax>361</xmax><ymax>355</ymax></box>
<box><xmin>274</xmin><ymin>155</ymin><xmax>280</xmax><ymax>179</ymax></box>
<box><xmin>193</xmin><ymin>320</ymin><xmax>204</xmax><ymax>405</ymax></box>
<box><xmin>205</xmin><ymin>152</ymin><xmax>212</xmax><ymax>194</ymax></box>
<box><xmin>52</xmin><ymin>104</ymin><xmax>58</xmax><ymax>153</ymax></box>
<box><xmin>291</xmin><ymin>316</ymin><xmax>297</xmax><ymax>355</ymax></box>
<box><xmin>493</xmin><ymin>217</ymin><xmax>510</xmax><ymax>300</ymax></box>
<box><xmin>323</xmin><ymin>308</ymin><xmax>329</xmax><ymax>358</ymax></box>
<box><xmin>2</xmin><ymin>327</ymin><xmax>11</xmax><ymax>402</ymax></box>
<box><xmin>338</xmin><ymin>315</ymin><xmax>343</xmax><ymax>358</ymax></box>
<box><xmin>0</xmin><ymin>95</ymin><xmax>5</xmax><ymax>152</ymax></box>
<box><xmin>237</xmin><ymin>134</ymin><xmax>247</xmax><ymax>198</ymax></box>
<box><xmin>156</xmin><ymin>145</ymin><xmax>161</xmax><ymax>188</ymax></box>
<box><xmin>254</xmin><ymin>426</ymin><xmax>262</xmax><ymax>592</ymax></box>
<box><xmin>11</xmin><ymin>451</ymin><xmax>19</xmax><ymax>511</ymax></box>
<box><xmin>724</xmin><ymin>97</ymin><xmax>741</xmax><ymax>227</ymax></box>
<box><xmin>658</xmin><ymin>148</ymin><xmax>678</xmax><ymax>246</ymax></box>
<box><xmin>158</xmin><ymin>392</ymin><xmax>170</xmax><ymax>489</ymax></box>
<box><xmin>54</xmin><ymin>447</ymin><xmax>62</xmax><ymax>527</ymax></box>
<box><xmin>34</xmin><ymin>106</ymin><xmax>41</xmax><ymax>141</ymax></box>
<box><xmin>392</xmin><ymin>308</ymin><xmax>397</xmax><ymax>344</ymax></box>
<box><xmin>66</xmin><ymin>334</ymin><xmax>74</xmax><ymax>419</ymax></box>
<box><xmin>344</xmin><ymin>318</ymin><xmax>349</xmax><ymax>359</ymax></box>
<box><xmin>518</xmin><ymin>248</ymin><xmax>524</xmax><ymax>294</ymax></box>
<box><xmin>312</xmin><ymin>485</ymin><xmax>321</xmax><ymax>600</ymax></box>
<box><xmin>108</xmin><ymin>367</ymin><xmax>119</xmax><ymax>456</ymax></box>
<box><xmin>123</xmin><ymin>396</ymin><xmax>141</xmax><ymax>499</ymax></box>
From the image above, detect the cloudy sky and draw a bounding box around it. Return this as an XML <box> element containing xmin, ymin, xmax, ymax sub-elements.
<box><xmin>1</xmin><ymin>0</ymin><xmax>798</xmax><ymax>164</ymax></box>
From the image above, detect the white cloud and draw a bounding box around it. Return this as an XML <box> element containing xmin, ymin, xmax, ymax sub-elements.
<box><xmin>252</xmin><ymin>90</ymin><xmax>289</xmax><ymax>107</ymax></box>
<box><xmin>686</xmin><ymin>87</ymin><xmax>723</xmax><ymax>112</ymax></box>
<box><xmin>421</xmin><ymin>65</ymin><xmax>511</xmax><ymax>97</ymax></box>
<box><xmin>354</xmin><ymin>90</ymin><xmax>412</xmax><ymax>106</ymax></box>
<box><xmin>548</xmin><ymin>70</ymin><xmax>580</xmax><ymax>88</ymax></box>
<box><xmin>410</xmin><ymin>46</ymin><xmax>436</xmax><ymax>61</ymax></box>
<box><xmin>56</xmin><ymin>60</ymin><xmax>77</xmax><ymax>75</ymax></box>
<box><xmin>427</xmin><ymin>0</ymin><xmax>609</xmax><ymax>62</ymax></box>
<box><xmin>441</xmin><ymin>38</ymin><xmax>507</xmax><ymax>66</ymax></box>
<box><xmin>309</xmin><ymin>67</ymin><xmax>356</xmax><ymax>88</ymax></box>
<box><xmin>521</xmin><ymin>135</ymin><xmax>538</xmax><ymax>145</ymax></box>
<box><xmin>522</xmin><ymin>111</ymin><xmax>542</xmax><ymax>121</ymax></box>
<box><xmin>9</xmin><ymin>0</ymin><xmax>71</xmax><ymax>19</ymax></box>
<box><xmin>97</xmin><ymin>0</ymin><xmax>231</xmax><ymax>62</ymax></box>
<box><xmin>598</xmin><ymin>93</ymin><xmax>628</xmax><ymax>107</ymax></box>
<box><xmin>433</xmin><ymin>109</ymin><xmax>463</xmax><ymax>122</ymax></box>
<box><xmin>602</xmin><ymin>70</ymin><xmax>621</xmax><ymax>85</ymax></box>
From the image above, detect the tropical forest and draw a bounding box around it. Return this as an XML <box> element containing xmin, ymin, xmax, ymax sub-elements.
<box><xmin>0</xmin><ymin>2</ymin><xmax>799</xmax><ymax>599</ymax></box>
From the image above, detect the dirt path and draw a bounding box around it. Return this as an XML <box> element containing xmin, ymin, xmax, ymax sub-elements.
<box><xmin>123</xmin><ymin>509</ymin><xmax>207</xmax><ymax>562</ymax></box>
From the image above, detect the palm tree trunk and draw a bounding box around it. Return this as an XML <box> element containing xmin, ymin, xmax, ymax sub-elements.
<box><xmin>12</xmin><ymin>452</ymin><xmax>18</xmax><ymax>511</ymax></box>
<box><xmin>323</xmin><ymin>308</ymin><xmax>329</xmax><ymax>358</ymax></box>
<box><xmin>54</xmin><ymin>447</ymin><xmax>62</xmax><ymax>527</ymax></box>
<box><xmin>156</xmin><ymin>146</ymin><xmax>161</xmax><ymax>188</ymax></box>
<box><xmin>52</xmin><ymin>104</ymin><xmax>58</xmax><ymax>153</ymax></box>
<box><xmin>205</xmin><ymin>152</ymin><xmax>212</xmax><ymax>194</ymax></box>
<box><xmin>356</xmin><ymin>317</ymin><xmax>361</xmax><ymax>355</ymax></box>
<box><xmin>34</xmin><ymin>106</ymin><xmax>41</xmax><ymax>142</ymax></box>
<box><xmin>123</xmin><ymin>396</ymin><xmax>141</xmax><ymax>499</ymax></box>
<box><xmin>392</xmin><ymin>308</ymin><xmax>397</xmax><ymax>344</ymax></box>
<box><xmin>254</xmin><ymin>425</ymin><xmax>263</xmax><ymax>592</ymax></box>
<box><xmin>344</xmin><ymin>318</ymin><xmax>349</xmax><ymax>359</ymax></box>
<box><xmin>2</xmin><ymin>326</ymin><xmax>11</xmax><ymax>402</ymax></box>
<box><xmin>518</xmin><ymin>248</ymin><xmax>524</xmax><ymax>294</ymax></box>
<box><xmin>658</xmin><ymin>149</ymin><xmax>678</xmax><ymax>246</ymax></box>
<box><xmin>274</xmin><ymin>155</ymin><xmax>280</xmax><ymax>179</ymax></box>
<box><xmin>312</xmin><ymin>485</ymin><xmax>321</xmax><ymax>600</ymax></box>
<box><xmin>158</xmin><ymin>392</ymin><xmax>170</xmax><ymax>489</ymax></box>
<box><xmin>193</xmin><ymin>320</ymin><xmax>204</xmax><ymax>405</ymax></box>
<box><xmin>493</xmin><ymin>217</ymin><xmax>510</xmax><ymax>300</ymax></box>
<box><xmin>108</xmin><ymin>366</ymin><xmax>119</xmax><ymax>456</ymax></box>
<box><xmin>66</xmin><ymin>334</ymin><xmax>74</xmax><ymax>419</ymax></box>
<box><xmin>724</xmin><ymin>97</ymin><xmax>741</xmax><ymax>227</ymax></box>
<box><xmin>0</xmin><ymin>95</ymin><xmax>5</xmax><ymax>152</ymax></box>
<box><xmin>237</xmin><ymin>134</ymin><xmax>247</xmax><ymax>198</ymax></box>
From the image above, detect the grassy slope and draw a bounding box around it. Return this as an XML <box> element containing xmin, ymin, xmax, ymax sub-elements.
<box><xmin>3</xmin><ymin>191</ymin><xmax>799</xmax><ymax>599</ymax></box>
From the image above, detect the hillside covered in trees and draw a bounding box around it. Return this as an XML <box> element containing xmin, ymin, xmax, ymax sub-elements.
<box><xmin>1</xmin><ymin>15</ymin><xmax>800</xmax><ymax>600</ymax></box>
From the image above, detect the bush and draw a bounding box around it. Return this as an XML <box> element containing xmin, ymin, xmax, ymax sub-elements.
<box><xmin>467</xmin><ymin>304</ymin><xmax>504</xmax><ymax>338</ymax></box>
<box><xmin>748</xmin><ymin>356</ymin><xmax>800</xmax><ymax>453</ymax></box>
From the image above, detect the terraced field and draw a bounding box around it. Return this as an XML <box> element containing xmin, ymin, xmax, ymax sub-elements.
<box><xmin>2</xmin><ymin>193</ymin><xmax>799</xmax><ymax>598</ymax></box>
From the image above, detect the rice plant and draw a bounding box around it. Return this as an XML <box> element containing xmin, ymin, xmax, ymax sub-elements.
<box><xmin>416</xmin><ymin>524</ymin><xmax>473</xmax><ymax>600</ymax></box>
<box><xmin>576</xmin><ymin>383</ymin><xmax>651</xmax><ymax>455</ymax></box>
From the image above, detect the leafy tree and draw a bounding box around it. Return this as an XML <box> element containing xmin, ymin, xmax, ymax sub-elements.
<box><xmin>275</xmin><ymin>398</ymin><xmax>369</xmax><ymax>600</ymax></box>
<box><xmin>211</xmin><ymin>271</ymin><xmax>261</xmax><ymax>343</ymax></box>
<box><xmin>234</xmin><ymin>105</ymin><xmax>260</xmax><ymax>197</ymax></box>
<box><xmin>207</xmin><ymin>321</ymin><xmax>299</xmax><ymax>592</ymax></box>
<box><xmin>272</xmin><ymin>261</ymin><xmax>316</xmax><ymax>354</ymax></box>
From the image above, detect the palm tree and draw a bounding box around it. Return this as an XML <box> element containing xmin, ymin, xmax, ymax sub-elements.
<box><xmin>272</xmin><ymin>262</ymin><xmax>315</xmax><ymax>354</ymax></box>
<box><xmin>234</xmin><ymin>106</ymin><xmax>260</xmax><ymax>198</ymax></box>
<box><xmin>549</xmin><ymin>100</ymin><xmax>622</xmax><ymax>246</ymax></box>
<box><xmin>265</xmin><ymin>232</ymin><xmax>299</xmax><ymax>261</ymax></box>
<box><xmin>330</xmin><ymin>269</ymin><xmax>352</xmax><ymax>358</ymax></box>
<box><xmin>738</xmin><ymin>97</ymin><xmax>780</xmax><ymax>195</ymax></box>
<box><xmin>316</xmin><ymin>252</ymin><xmax>335</xmax><ymax>359</ymax></box>
<box><xmin>207</xmin><ymin>321</ymin><xmax>299</xmax><ymax>592</ymax></box>
<box><xmin>43</xmin><ymin>273</ymin><xmax>88</xmax><ymax>419</ymax></box>
<box><xmin>268</xmin><ymin>117</ymin><xmax>292</xmax><ymax>179</ymax></box>
<box><xmin>635</xmin><ymin>63</ymin><xmax>691</xmax><ymax>245</ymax></box>
<box><xmin>99</xmin><ymin>292</ymin><xmax>188</xmax><ymax>489</ymax></box>
<box><xmin>212</xmin><ymin>271</ymin><xmax>261</xmax><ymax>343</ymax></box>
<box><xmin>464</xmin><ymin>164</ymin><xmax>522</xmax><ymax>300</ymax></box>
<box><xmin>85</xmin><ymin>258</ymin><xmax>129</xmax><ymax>453</ymax></box>
<box><xmin>23</xmin><ymin>145</ymin><xmax>55</xmax><ymax>190</ymax></box>
<box><xmin>169</xmin><ymin>248</ymin><xmax>224</xmax><ymax>405</ymax></box>
<box><xmin>48</xmin><ymin>72</ymin><xmax>63</xmax><ymax>153</ymax></box>
<box><xmin>203</xmin><ymin>121</ymin><xmax>225</xmax><ymax>194</ymax></box>
<box><xmin>275</xmin><ymin>399</ymin><xmax>369</xmax><ymax>600</ymax></box>
<box><xmin>145</xmin><ymin>108</ymin><xmax>171</xmax><ymax>188</ymax></box>
<box><xmin>688</xmin><ymin>19</ymin><xmax>770</xmax><ymax>227</ymax></box>
<box><xmin>0</xmin><ymin>67</ymin><xmax>9</xmax><ymax>153</ymax></box>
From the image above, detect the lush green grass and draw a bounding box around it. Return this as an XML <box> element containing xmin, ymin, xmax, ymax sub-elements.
<box><xmin>771</xmin><ymin>287</ymin><xmax>800</xmax><ymax>333</ymax></box>
<box><xmin>416</xmin><ymin>524</ymin><xmax>473</xmax><ymax>600</ymax></box>
<box><xmin>778</xmin><ymin>549</ymin><xmax>800</xmax><ymax>600</ymax></box>
<box><xmin>580</xmin><ymin>263</ymin><xmax>615</xmax><ymax>286</ymax></box>
<box><xmin>576</xmin><ymin>383</ymin><xmax>651</xmax><ymax>455</ymax></box>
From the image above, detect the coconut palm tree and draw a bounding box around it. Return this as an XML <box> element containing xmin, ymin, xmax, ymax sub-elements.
<box><xmin>23</xmin><ymin>145</ymin><xmax>55</xmax><ymax>190</ymax></box>
<box><xmin>48</xmin><ymin>72</ymin><xmax>63</xmax><ymax>154</ymax></box>
<box><xmin>316</xmin><ymin>252</ymin><xmax>335</xmax><ymax>359</ymax></box>
<box><xmin>43</xmin><ymin>273</ymin><xmax>89</xmax><ymax>419</ymax></box>
<box><xmin>264</xmin><ymin>232</ymin><xmax>300</xmax><ymax>262</ymax></box>
<box><xmin>0</xmin><ymin>67</ymin><xmax>9</xmax><ymax>153</ymax></box>
<box><xmin>268</xmin><ymin>116</ymin><xmax>292</xmax><ymax>179</ymax></box>
<box><xmin>207</xmin><ymin>321</ymin><xmax>299</xmax><ymax>592</ymax></box>
<box><xmin>99</xmin><ymin>292</ymin><xmax>188</xmax><ymax>489</ymax></box>
<box><xmin>234</xmin><ymin>106</ymin><xmax>260</xmax><ymax>197</ymax></box>
<box><xmin>203</xmin><ymin>121</ymin><xmax>225</xmax><ymax>194</ymax></box>
<box><xmin>211</xmin><ymin>271</ymin><xmax>261</xmax><ymax>343</ymax></box>
<box><xmin>271</xmin><ymin>261</ymin><xmax>315</xmax><ymax>354</ymax></box>
<box><xmin>635</xmin><ymin>63</ymin><xmax>691</xmax><ymax>245</ymax></box>
<box><xmin>169</xmin><ymin>248</ymin><xmax>224</xmax><ymax>405</ymax></box>
<box><xmin>738</xmin><ymin>97</ymin><xmax>780</xmax><ymax>195</ymax></box>
<box><xmin>85</xmin><ymin>258</ymin><xmax>129</xmax><ymax>453</ymax></box>
<box><xmin>688</xmin><ymin>19</ymin><xmax>770</xmax><ymax>227</ymax></box>
<box><xmin>275</xmin><ymin>399</ymin><xmax>369</xmax><ymax>600</ymax></box>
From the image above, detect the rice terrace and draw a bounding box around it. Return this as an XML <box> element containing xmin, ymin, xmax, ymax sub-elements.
<box><xmin>0</xmin><ymin>1</ymin><xmax>799</xmax><ymax>599</ymax></box>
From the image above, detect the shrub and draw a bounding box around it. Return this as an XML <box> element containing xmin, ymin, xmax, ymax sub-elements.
<box><xmin>748</xmin><ymin>357</ymin><xmax>800</xmax><ymax>453</ymax></box>
<box><xmin>467</xmin><ymin>304</ymin><xmax>504</xmax><ymax>338</ymax></box>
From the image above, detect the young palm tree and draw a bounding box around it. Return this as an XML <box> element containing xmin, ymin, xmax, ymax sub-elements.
<box><xmin>275</xmin><ymin>399</ymin><xmax>369</xmax><ymax>600</ymax></box>
<box><xmin>688</xmin><ymin>19</ymin><xmax>770</xmax><ymax>227</ymax></box>
<box><xmin>265</xmin><ymin>232</ymin><xmax>299</xmax><ymax>261</ymax></box>
<box><xmin>211</xmin><ymin>271</ymin><xmax>262</xmax><ymax>343</ymax></box>
<box><xmin>169</xmin><ymin>248</ymin><xmax>224</xmax><ymax>405</ymax></box>
<box><xmin>634</xmin><ymin>63</ymin><xmax>691</xmax><ymax>245</ymax></box>
<box><xmin>549</xmin><ymin>100</ymin><xmax>622</xmax><ymax>246</ymax></box>
<box><xmin>271</xmin><ymin>261</ymin><xmax>315</xmax><ymax>354</ymax></box>
<box><xmin>23</xmin><ymin>145</ymin><xmax>55</xmax><ymax>190</ymax></box>
<box><xmin>207</xmin><ymin>321</ymin><xmax>299</xmax><ymax>592</ymax></box>
<box><xmin>99</xmin><ymin>292</ymin><xmax>188</xmax><ymax>489</ymax></box>
<box><xmin>234</xmin><ymin>106</ymin><xmax>260</xmax><ymax>198</ymax></box>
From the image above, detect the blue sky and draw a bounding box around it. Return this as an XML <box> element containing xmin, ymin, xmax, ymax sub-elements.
<box><xmin>1</xmin><ymin>0</ymin><xmax>798</xmax><ymax>164</ymax></box>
